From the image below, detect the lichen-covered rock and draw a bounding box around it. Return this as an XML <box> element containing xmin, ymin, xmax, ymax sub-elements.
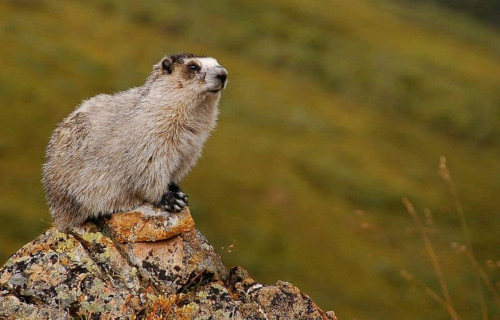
<box><xmin>0</xmin><ymin>207</ymin><xmax>337</xmax><ymax>319</ymax></box>
<box><xmin>103</xmin><ymin>205</ymin><xmax>195</xmax><ymax>243</ymax></box>
<box><xmin>121</xmin><ymin>229</ymin><xmax>227</xmax><ymax>295</ymax></box>
<box><xmin>227</xmin><ymin>267</ymin><xmax>337</xmax><ymax>320</ymax></box>
<box><xmin>0</xmin><ymin>222</ymin><xmax>146</xmax><ymax>318</ymax></box>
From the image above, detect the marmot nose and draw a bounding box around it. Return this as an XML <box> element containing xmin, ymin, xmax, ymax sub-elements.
<box><xmin>216</xmin><ymin>72</ymin><xmax>227</xmax><ymax>85</ymax></box>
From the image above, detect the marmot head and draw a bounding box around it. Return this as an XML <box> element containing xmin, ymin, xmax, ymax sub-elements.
<box><xmin>146</xmin><ymin>53</ymin><xmax>228</xmax><ymax>100</ymax></box>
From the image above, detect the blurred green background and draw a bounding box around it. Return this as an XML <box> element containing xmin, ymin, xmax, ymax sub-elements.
<box><xmin>0</xmin><ymin>0</ymin><xmax>499</xmax><ymax>319</ymax></box>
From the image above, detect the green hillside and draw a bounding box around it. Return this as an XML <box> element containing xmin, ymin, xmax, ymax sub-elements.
<box><xmin>1</xmin><ymin>1</ymin><xmax>499</xmax><ymax>319</ymax></box>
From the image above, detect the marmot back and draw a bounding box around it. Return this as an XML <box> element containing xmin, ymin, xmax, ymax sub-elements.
<box><xmin>43</xmin><ymin>53</ymin><xmax>228</xmax><ymax>231</ymax></box>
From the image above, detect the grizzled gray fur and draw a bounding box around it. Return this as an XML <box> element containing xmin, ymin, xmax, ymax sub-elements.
<box><xmin>43</xmin><ymin>53</ymin><xmax>228</xmax><ymax>231</ymax></box>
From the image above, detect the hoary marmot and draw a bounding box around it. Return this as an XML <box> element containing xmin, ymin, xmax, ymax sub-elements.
<box><xmin>42</xmin><ymin>53</ymin><xmax>228</xmax><ymax>231</ymax></box>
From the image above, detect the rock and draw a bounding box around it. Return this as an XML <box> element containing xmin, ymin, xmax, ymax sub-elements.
<box><xmin>102</xmin><ymin>205</ymin><xmax>195</xmax><ymax>243</ymax></box>
<box><xmin>0</xmin><ymin>206</ymin><xmax>337</xmax><ymax>319</ymax></box>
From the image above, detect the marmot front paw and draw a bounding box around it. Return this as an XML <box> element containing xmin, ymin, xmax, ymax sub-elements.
<box><xmin>159</xmin><ymin>184</ymin><xmax>189</xmax><ymax>212</ymax></box>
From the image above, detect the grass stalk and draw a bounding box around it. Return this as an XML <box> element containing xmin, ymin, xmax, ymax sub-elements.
<box><xmin>453</xmin><ymin>243</ymin><xmax>500</xmax><ymax>307</ymax></box>
<box><xmin>439</xmin><ymin>157</ymin><xmax>497</xmax><ymax>318</ymax></box>
<box><xmin>403</xmin><ymin>197</ymin><xmax>460</xmax><ymax>320</ymax></box>
<box><xmin>400</xmin><ymin>269</ymin><xmax>463</xmax><ymax>320</ymax></box>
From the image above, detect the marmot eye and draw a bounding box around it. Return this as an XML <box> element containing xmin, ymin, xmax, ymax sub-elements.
<box><xmin>188</xmin><ymin>64</ymin><xmax>200</xmax><ymax>72</ymax></box>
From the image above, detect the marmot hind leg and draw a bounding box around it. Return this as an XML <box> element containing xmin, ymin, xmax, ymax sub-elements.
<box><xmin>49</xmin><ymin>192</ymin><xmax>88</xmax><ymax>231</ymax></box>
<box><xmin>157</xmin><ymin>182</ymin><xmax>189</xmax><ymax>213</ymax></box>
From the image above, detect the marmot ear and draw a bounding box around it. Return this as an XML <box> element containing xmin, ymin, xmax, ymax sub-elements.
<box><xmin>161</xmin><ymin>58</ymin><xmax>173</xmax><ymax>74</ymax></box>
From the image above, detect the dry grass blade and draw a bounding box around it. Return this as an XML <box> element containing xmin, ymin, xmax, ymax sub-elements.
<box><xmin>400</xmin><ymin>269</ymin><xmax>462</xmax><ymax>320</ymax></box>
<box><xmin>451</xmin><ymin>243</ymin><xmax>500</xmax><ymax>307</ymax></box>
<box><xmin>439</xmin><ymin>156</ymin><xmax>498</xmax><ymax>318</ymax></box>
<box><xmin>403</xmin><ymin>197</ymin><xmax>461</xmax><ymax>320</ymax></box>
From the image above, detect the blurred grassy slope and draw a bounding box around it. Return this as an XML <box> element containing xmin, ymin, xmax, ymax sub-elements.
<box><xmin>0</xmin><ymin>0</ymin><xmax>499</xmax><ymax>319</ymax></box>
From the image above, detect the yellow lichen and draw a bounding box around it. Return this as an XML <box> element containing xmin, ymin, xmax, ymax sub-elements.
<box><xmin>141</xmin><ymin>294</ymin><xmax>197</xmax><ymax>320</ymax></box>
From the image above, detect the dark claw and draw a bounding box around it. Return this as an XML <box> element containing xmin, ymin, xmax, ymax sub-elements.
<box><xmin>175</xmin><ymin>199</ymin><xmax>186</xmax><ymax>206</ymax></box>
<box><xmin>159</xmin><ymin>183</ymin><xmax>189</xmax><ymax>212</ymax></box>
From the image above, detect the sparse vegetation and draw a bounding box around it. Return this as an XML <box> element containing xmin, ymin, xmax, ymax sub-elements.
<box><xmin>0</xmin><ymin>0</ymin><xmax>499</xmax><ymax>319</ymax></box>
<box><xmin>358</xmin><ymin>158</ymin><xmax>499</xmax><ymax>319</ymax></box>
